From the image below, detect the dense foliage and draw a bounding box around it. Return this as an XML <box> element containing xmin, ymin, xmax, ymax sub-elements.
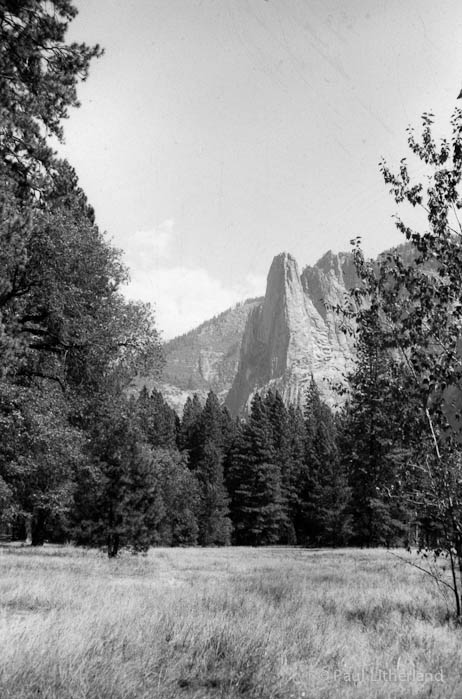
<box><xmin>0</xmin><ymin>1</ymin><xmax>163</xmax><ymax>552</ymax></box>
<box><xmin>124</xmin><ymin>384</ymin><xmax>357</xmax><ymax>548</ymax></box>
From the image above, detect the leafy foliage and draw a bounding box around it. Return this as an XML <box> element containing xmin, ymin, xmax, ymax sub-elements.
<box><xmin>343</xmin><ymin>107</ymin><xmax>462</xmax><ymax>616</ymax></box>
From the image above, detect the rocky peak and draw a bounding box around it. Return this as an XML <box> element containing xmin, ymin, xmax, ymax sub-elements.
<box><xmin>135</xmin><ymin>249</ymin><xmax>357</xmax><ymax>416</ymax></box>
<box><xmin>225</xmin><ymin>250</ymin><xmax>355</xmax><ymax>415</ymax></box>
<box><xmin>300</xmin><ymin>251</ymin><xmax>356</xmax><ymax>324</ymax></box>
<box><xmin>254</xmin><ymin>252</ymin><xmax>305</xmax><ymax>377</ymax></box>
<box><xmin>311</xmin><ymin>249</ymin><xmax>348</xmax><ymax>279</ymax></box>
<box><xmin>266</xmin><ymin>251</ymin><xmax>298</xmax><ymax>284</ymax></box>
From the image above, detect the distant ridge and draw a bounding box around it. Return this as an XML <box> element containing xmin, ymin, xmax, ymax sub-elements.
<box><xmin>133</xmin><ymin>297</ymin><xmax>263</xmax><ymax>413</ymax></box>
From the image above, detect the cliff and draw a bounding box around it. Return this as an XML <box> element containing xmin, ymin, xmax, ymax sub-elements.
<box><xmin>135</xmin><ymin>249</ymin><xmax>357</xmax><ymax>415</ymax></box>
<box><xmin>225</xmin><ymin>251</ymin><xmax>356</xmax><ymax>414</ymax></box>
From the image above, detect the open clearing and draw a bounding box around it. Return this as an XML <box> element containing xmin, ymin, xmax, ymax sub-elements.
<box><xmin>0</xmin><ymin>546</ymin><xmax>460</xmax><ymax>698</ymax></box>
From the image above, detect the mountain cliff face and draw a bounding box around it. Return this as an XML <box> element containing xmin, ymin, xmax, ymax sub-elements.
<box><xmin>136</xmin><ymin>250</ymin><xmax>357</xmax><ymax>414</ymax></box>
<box><xmin>225</xmin><ymin>251</ymin><xmax>356</xmax><ymax>414</ymax></box>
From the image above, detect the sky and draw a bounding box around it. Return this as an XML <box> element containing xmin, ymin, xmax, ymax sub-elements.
<box><xmin>58</xmin><ymin>0</ymin><xmax>462</xmax><ymax>339</ymax></box>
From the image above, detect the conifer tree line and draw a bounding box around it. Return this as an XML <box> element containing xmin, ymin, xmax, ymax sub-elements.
<box><xmin>64</xmin><ymin>378</ymin><xmax>413</xmax><ymax>552</ymax></box>
<box><xmin>73</xmin><ymin>381</ymin><xmax>359</xmax><ymax>550</ymax></box>
<box><xmin>75</xmin><ymin>372</ymin><xmax>422</xmax><ymax>552</ymax></box>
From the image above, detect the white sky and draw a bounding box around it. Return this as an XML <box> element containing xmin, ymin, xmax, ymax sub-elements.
<box><xmin>59</xmin><ymin>0</ymin><xmax>462</xmax><ymax>339</ymax></box>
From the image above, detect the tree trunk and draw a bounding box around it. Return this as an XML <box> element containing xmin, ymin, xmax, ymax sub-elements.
<box><xmin>25</xmin><ymin>514</ymin><xmax>32</xmax><ymax>545</ymax></box>
<box><xmin>31</xmin><ymin>510</ymin><xmax>46</xmax><ymax>546</ymax></box>
<box><xmin>107</xmin><ymin>533</ymin><xmax>120</xmax><ymax>558</ymax></box>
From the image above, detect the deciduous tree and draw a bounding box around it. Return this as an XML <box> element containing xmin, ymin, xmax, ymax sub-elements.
<box><xmin>348</xmin><ymin>106</ymin><xmax>462</xmax><ymax>616</ymax></box>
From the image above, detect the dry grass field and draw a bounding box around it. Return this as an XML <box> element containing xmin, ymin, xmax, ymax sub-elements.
<box><xmin>0</xmin><ymin>545</ymin><xmax>461</xmax><ymax>699</ymax></box>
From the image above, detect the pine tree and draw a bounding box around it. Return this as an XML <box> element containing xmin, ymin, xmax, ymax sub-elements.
<box><xmin>196</xmin><ymin>442</ymin><xmax>232</xmax><ymax>545</ymax></box>
<box><xmin>229</xmin><ymin>394</ymin><xmax>283</xmax><ymax>545</ymax></box>
<box><xmin>221</xmin><ymin>406</ymin><xmax>240</xmax><ymax>490</ymax></box>
<box><xmin>299</xmin><ymin>378</ymin><xmax>352</xmax><ymax>546</ymax></box>
<box><xmin>297</xmin><ymin>377</ymin><xmax>323</xmax><ymax>543</ymax></box>
<box><xmin>264</xmin><ymin>391</ymin><xmax>296</xmax><ymax>543</ymax></box>
<box><xmin>136</xmin><ymin>387</ymin><xmax>177</xmax><ymax>450</ymax></box>
<box><xmin>195</xmin><ymin>392</ymin><xmax>232</xmax><ymax>545</ymax></box>
<box><xmin>179</xmin><ymin>394</ymin><xmax>203</xmax><ymax>468</ymax></box>
<box><xmin>312</xmin><ymin>407</ymin><xmax>352</xmax><ymax>546</ymax></box>
<box><xmin>149</xmin><ymin>450</ymin><xmax>199</xmax><ymax>546</ymax></box>
<box><xmin>199</xmin><ymin>391</ymin><xmax>224</xmax><ymax>450</ymax></box>
<box><xmin>0</xmin><ymin>1</ymin><xmax>102</xmax><ymax>196</ymax></box>
<box><xmin>72</xmin><ymin>399</ymin><xmax>161</xmax><ymax>557</ymax></box>
<box><xmin>287</xmin><ymin>403</ymin><xmax>308</xmax><ymax>544</ymax></box>
<box><xmin>340</xmin><ymin>308</ymin><xmax>412</xmax><ymax>546</ymax></box>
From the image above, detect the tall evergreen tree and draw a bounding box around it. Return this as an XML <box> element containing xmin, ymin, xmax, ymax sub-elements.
<box><xmin>300</xmin><ymin>378</ymin><xmax>352</xmax><ymax>545</ymax></box>
<box><xmin>288</xmin><ymin>403</ymin><xmax>308</xmax><ymax>544</ymax></box>
<box><xmin>228</xmin><ymin>394</ymin><xmax>283</xmax><ymax>545</ymax></box>
<box><xmin>199</xmin><ymin>391</ymin><xmax>224</xmax><ymax>451</ymax></box>
<box><xmin>298</xmin><ymin>377</ymin><xmax>324</xmax><ymax>543</ymax></box>
<box><xmin>0</xmin><ymin>0</ymin><xmax>102</xmax><ymax>197</ymax></box>
<box><xmin>149</xmin><ymin>449</ymin><xmax>199</xmax><ymax>546</ymax></box>
<box><xmin>179</xmin><ymin>394</ymin><xmax>203</xmax><ymax>468</ymax></box>
<box><xmin>311</xmin><ymin>406</ymin><xmax>352</xmax><ymax>546</ymax></box>
<box><xmin>221</xmin><ymin>406</ymin><xmax>240</xmax><ymax>491</ymax></box>
<box><xmin>136</xmin><ymin>387</ymin><xmax>178</xmax><ymax>450</ymax></box>
<box><xmin>195</xmin><ymin>392</ymin><xmax>232</xmax><ymax>545</ymax></box>
<box><xmin>195</xmin><ymin>442</ymin><xmax>231</xmax><ymax>546</ymax></box>
<box><xmin>72</xmin><ymin>398</ymin><xmax>161</xmax><ymax>557</ymax></box>
<box><xmin>264</xmin><ymin>391</ymin><xmax>296</xmax><ymax>543</ymax></box>
<box><xmin>340</xmin><ymin>307</ymin><xmax>415</xmax><ymax>546</ymax></box>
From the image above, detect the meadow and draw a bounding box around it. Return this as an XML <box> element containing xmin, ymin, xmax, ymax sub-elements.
<box><xmin>0</xmin><ymin>546</ymin><xmax>460</xmax><ymax>699</ymax></box>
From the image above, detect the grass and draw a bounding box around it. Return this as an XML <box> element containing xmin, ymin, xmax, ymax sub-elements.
<box><xmin>0</xmin><ymin>546</ymin><xmax>461</xmax><ymax>698</ymax></box>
